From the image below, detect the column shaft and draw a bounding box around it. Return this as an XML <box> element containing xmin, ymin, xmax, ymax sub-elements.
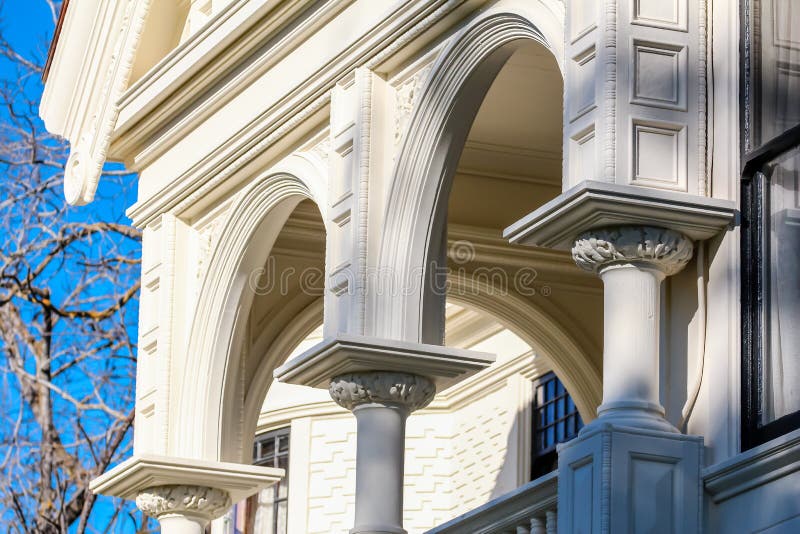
<box><xmin>353</xmin><ymin>404</ymin><xmax>408</xmax><ymax>534</ymax></box>
<box><xmin>329</xmin><ymin>371</ymin><xmax>436</xmax><ymax>534</ymax></box>
<box><xmin>157</xmin><ymin>515</ymin><xmax>207</xmax><ymax>534</ymax></box>
<box><xmin>600</xmin><ymin>264</ymin><xmax>664</xmax><ymax>412</ymax></box>
<box><xmin>572</xmin><ymin>226</ymin><xmax>693</xmax><ymax>430</ymax></box>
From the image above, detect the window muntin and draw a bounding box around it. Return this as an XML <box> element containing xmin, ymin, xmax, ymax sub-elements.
<box><xmin>531</xmin><ymin>372</ymin><xmax>583</xmax><ymax>479</ymax></box>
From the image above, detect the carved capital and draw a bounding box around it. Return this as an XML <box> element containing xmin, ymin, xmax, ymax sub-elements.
<box><xmin>572</xmin><ymin>225</ymin><xmax>693</xmax><ymax>276</ymax></box>
<box><xmin>135</xmin><ymin>485</ymin><xmax>231</xmax><ymax>521</ymax></box>
<box><xmin>329</xmin><ymin>371</ymin><xmax>435</xmax><ymax>412</ymax></box>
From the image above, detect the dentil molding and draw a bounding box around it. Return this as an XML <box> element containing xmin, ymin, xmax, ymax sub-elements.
<box><xmin>572</xmin><ymin>225</ymin><xmax>694</xmax><ymax>276</ymax></box>
<box><xmin>329</xmin><ymin>371</ymin><xmax>436</xmax><ymax>412</ymax></box>
<box><xmin>136</xmin><ymin>485</ymin><xmax>231</xmax><ymax>520</ymax></box>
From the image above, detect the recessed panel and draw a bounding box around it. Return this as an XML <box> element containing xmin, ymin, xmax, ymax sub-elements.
<box><xmin>633</xmin><ymin>0</ymin><xmax>687</xmax><ymax>31</ymax></box>
<box><xmin>570</xmin><ymin>0</ymin><xmax>597</xmax><ymax>42</ymax></box>
<box><xmin>632</xmin><ymin>120</ymin><xmax>687</xmax><ymax>191</ymax></box>
<box><xmin>774</xmin><ymin>0</ymin><xmax>800</xmax><ymax>49</ymax></box>
<box><xmin>632</xmin><ymin>41</ymin><xmax>687</xmax><ymax>110</ymax></box>
<box><xmin>569</xmin><ymin>46</ymin><xmax>597</xmax><ymax>122</ymax></box>
<box><xmin>630</xmin><ymin>456</ymin><xmax>678</xmax><ymax>533</ymax></box>
<box><xmin>571</xmin><ymin>459</ymin><xmax>594</xmax><ymax>534</ymax></box>
<box><xmin>570</xmin><ymin>125</ymin><xmax>596</xmax><ymax>183</ymax></box>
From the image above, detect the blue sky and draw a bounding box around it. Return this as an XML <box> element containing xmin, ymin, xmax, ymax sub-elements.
<box><xmin>0</xmin><ymin>2</ymin><xmax>143</xmax><ymax>531</ymax></box>
<box><xmin>0</xmin><ymin>0</ymin><xmax>138</xmax><ymax>219</ymax></box>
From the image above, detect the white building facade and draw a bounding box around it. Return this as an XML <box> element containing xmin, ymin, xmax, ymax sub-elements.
<box><xmin>40</xmin><ymin>0</ymin><xmax>799</xmax><ymax>533</ymax></box>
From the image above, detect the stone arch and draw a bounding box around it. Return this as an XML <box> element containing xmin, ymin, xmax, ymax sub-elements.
<box><xmin>239</xmin><ymin>298</ymin><xmax>324</xmax><ymax>462</ymax></box>
<box><xmin>446</xmin><ymin>275</ymin><xmax>601</xmax><ymax>422</ymax></box>
<box><xmin>374</xmin><ymin>1</ymin><xmax>564</xmax><ymax>344</ymax></box>
<box><xmin>177</xmin><ymin>153</ymin><xmax>327</xmax><ymax>461</ymax></box>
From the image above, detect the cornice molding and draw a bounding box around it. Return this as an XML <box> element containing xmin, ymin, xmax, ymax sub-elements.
<box><xmin>504</xmin><ymin>179</ymin><xmax>737</xmax><ymax>250</ymax></box>
<box><xmin>704</xmin><ymin>428</ymin><xmax>800</xmax><ymax>503</ymax></box>
<box><xmin>89</xmin><ymin>454</ymin><xmax>283</xmax><ymax>504</ymax></box>
<box><xmin>122</xmin><ymin>0</ymin><xmax>473</xmax><ymax>226</ymax></box>
<box><xmin>274</xmin><ymin>334</ymin><xmax>494</xmax><ymax>392</ymax></box>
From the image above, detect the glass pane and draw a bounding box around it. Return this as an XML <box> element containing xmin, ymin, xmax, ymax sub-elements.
<box><xmin>276</xmin><ymin>500</ymin><xmax>289</xmax><ymax>534</ymax></box>
<box><xmin>750</xmin><ymin>0</ymin><xmax>800</xmax><ymax>148</ymax></box>
<box><xmin>260</xmin><ymin>439</ymin><xmax>275</xmax><ymax>464</ymax></box>
<box><xmin>764</xmin><ymin>147</ymin><xmax>800</xmax><ymax>423</ymax></box>
<box><xmin>253</xmin><ymin>488</ymin><xmax>276</xmax><ymax>534</ymax></box>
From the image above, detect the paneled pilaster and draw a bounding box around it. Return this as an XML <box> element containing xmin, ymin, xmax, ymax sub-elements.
<box><xmin>326</xmin><ymin>67</ymin><xmax>392</xmax><ymax>336</ymax></box>
<box><xmin>564</xmin><ymin>0</ymin><xmax>708</xmax><ymax>195</ymax></box>
<box><xmin>134</xmin><ymin>213</ymin><xmax>193</xmax><ymax>455</ymax></box>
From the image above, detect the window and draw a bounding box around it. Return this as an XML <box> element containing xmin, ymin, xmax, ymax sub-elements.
<box><xmin>742</xmin><ymin>0</ymin><xmax>800</xmax><ymax>449</ymax></box>
<box><xmin>249</xmin><ymin>427</ymin><xmax>290</xmax><ymax>534</ymax></box>
<box><xmin>531</xmin><ymin>372</ymin><xmax>583</xmax><ymax>479</ymax></box>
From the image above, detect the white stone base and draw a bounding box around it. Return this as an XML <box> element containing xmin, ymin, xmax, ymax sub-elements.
<box><xmin>557</xmin><ymin>424</ymin><xmax>703</xmax><ymax>533</ymax></box>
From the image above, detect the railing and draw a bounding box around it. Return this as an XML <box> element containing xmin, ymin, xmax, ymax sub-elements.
<box><xmin>426</xmin><ymin>471</ymin><xmax>558</xmax><ymax>534</ymax></box>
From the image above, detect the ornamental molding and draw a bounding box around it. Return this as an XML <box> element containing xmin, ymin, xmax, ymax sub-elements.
<box><xmin>329</xmin><ymin>372</ymin><xmax>436</xmax><ymax>412</ymax></box>
<box><xmin>63</xmin><ymin>0</ymin><xmax>151</xmax><ymax>205</ymax></box>
<box><xmin>571</xmin><ymin>226</ymin><xmax>693</xmax><ymax>276</ymax></box>
<box><xmin>393</xmin><ymin>62</ymin><xmax>434</xmax><ymax>152</ymax></box>
<box><xmin>135</xmin><ymin>485</ymin><xmax>231</xmax><ymax>520</ymax></box>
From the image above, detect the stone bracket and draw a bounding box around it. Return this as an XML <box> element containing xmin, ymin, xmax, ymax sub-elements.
<box><xmin>504</xmin><ymin>179</ymin><xmax>736</xmax><ymax>250</ymax></box>
<box><xmin>89</xmin><ymin>453</ymin><xmax>284</xmax><ymax>504</ymax></box>
<box><xmin>273</xmin><ymin>334</ymin><xmax>494</xmax><ymax>391</ymax></box>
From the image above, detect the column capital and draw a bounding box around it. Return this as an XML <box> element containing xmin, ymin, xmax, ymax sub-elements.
<box><xmin>135</xmin><ymin>485</ymin><xmax>231</xmax><ymax>521</ymax></box>
<box><xmin>329</xmin><ymin>371</ymin><xmax>435</xmax><ymax>412</ymax></box>
<box><xmin>572</xmin><ymin>225</ymin><xmax>693</xmax><ymax>276</ymax></box>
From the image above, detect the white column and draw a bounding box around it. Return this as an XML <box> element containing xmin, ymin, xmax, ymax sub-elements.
<box><xmin>329</xmin><ymin>371</ymin><xmax>435</xmax><ymax>534</ymax></box>
<box><xmin>572</xmin><ymin>225</ymin><xmax>693</xmax><ymax>431</ymax></box>
<box><xmin>136</xmin><ymin>485</ymin><xmax>232</xmax><ymax>534</ymax></box>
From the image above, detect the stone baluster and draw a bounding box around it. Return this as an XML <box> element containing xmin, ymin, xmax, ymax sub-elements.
<box><xmin>530</xmin><ymin>515</ymin><xmax>547</xmax><ymax>534</ymax></box>
<box><xmin>545</xmin><ymin>509</ymin><xmax>557</xmax><ymax>534</ymax></box>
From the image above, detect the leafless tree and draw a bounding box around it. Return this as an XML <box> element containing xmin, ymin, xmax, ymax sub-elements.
<box><xmin>0</xmin><ymin>2</ymin><xmax>151</xmax><ymax>532</ymax></box>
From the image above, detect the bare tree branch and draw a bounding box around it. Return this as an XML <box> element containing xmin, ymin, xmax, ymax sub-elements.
<box><xmin>0</xmin><ymin>3</ymin><xmax>153</xmax><ymax>532</ymax></box>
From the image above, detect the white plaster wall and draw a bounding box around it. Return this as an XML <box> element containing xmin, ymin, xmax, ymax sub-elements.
<box><xmin>451</xmin><ymin>385</ymin><xmax>518</xmax><ymax>513</ymax></box>
<box><xmin>305</xmin><ymin>416</ymin><xmax>357</xmax><ymax>534</ymax></box>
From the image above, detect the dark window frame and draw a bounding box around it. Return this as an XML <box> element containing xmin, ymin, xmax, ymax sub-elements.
<box><xmin>251</xmin><ymin>426</ymin><xmax>290</xmax><ymax>534</ymax></box>
<box><xmin>740</xmin><ymin>0</ymin><xmax>800</xmax><ymax>450</ymax></box>
<box><xmin>531</xmin><ymin>372</ymin><xmax>582</xmax><ymax>479</ymax></box>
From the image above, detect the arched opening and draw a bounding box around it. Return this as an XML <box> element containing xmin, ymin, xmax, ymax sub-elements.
<box><xmin>178</xmin><ymin>154</ymin><xmax>328</xmax><ymax>462</ymax></box>
<box><xmin>226</xmin><ymin>291</ymin><xmax>595</xmax><ymax>532</ymax></box>
<box><xmin>378</xmin><ymin>10</ymin><xmax>603</xmax><ymax>425</ymax></box>
<box><xmin>444</xmin><ymin>40</ymin><xmax>602</xmax><ymax>415</ymax></box>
